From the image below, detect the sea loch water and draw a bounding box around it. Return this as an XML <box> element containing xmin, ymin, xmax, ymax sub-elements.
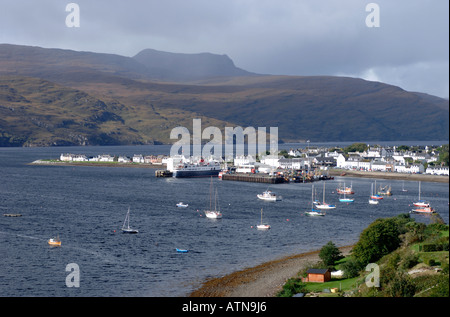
<box><xmin>0</xmin><ymin>145</ymin><xmax>448</xmax><ymax>296</ymax></box>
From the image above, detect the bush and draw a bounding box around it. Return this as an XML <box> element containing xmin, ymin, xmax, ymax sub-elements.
<box><xmin>387</xmin><ymin>272</ymin><xmax>416</xmax><ymax>297</ymax></box>
<box><xmin>400</xmin><ymin>252</ymin><xmax>419</xmax><ymax>270</ymax></box>
<box><xmin>341</xmin><ymin>257</ymin><xmax>363</xmax><ymax>279</ymax></box>
<box><xmin>276</xmin><ymin>278</ymin><xmax>306</xmax><ymax>297</ymax></box>
<box><xmin>319</xmin><ymin>241</ymin><xmax>343</xmax><ymax>267</ymax></box>
<box><xmin>426</xmin><ymin>258</ymin><xmax>436</xmax><ymax>266</ymax></box>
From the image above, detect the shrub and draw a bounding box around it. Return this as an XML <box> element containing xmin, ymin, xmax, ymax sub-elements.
<box><xmin>426</xmin><ymin>258</ymin><xmax>436</xmax><ymax>266</ymax></box>
<box><xmin>276</xmin><ymin>278</ymin><xmax>306</xmax><ymax>297</ymax></box>
<box><xmin>319</xmin><ymin>241</ymin><xmax>343</xmax><ymax>267</ymax></box>
<box><xmin>400</xmin><ymin>251</ymin><xmax>419</xmax><ymax>270</ymax></box>
<box><xmin>341</xmin><ymin>257</ymin><xmax>363</xmax><ymax>279</ymax></box>
<box><xmin>387</xmin><ymin>272</ymin><xmax>416</xmax><ymax>297</ymax></box>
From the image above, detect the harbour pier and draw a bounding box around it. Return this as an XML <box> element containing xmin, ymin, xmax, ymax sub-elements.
<box><xmin>221</xmin><ymin>173</ymin><xmax>286</xmax><ymax>184</ymax></box>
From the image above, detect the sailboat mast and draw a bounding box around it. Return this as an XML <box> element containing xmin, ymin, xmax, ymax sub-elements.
<box><xmin>418</xmin><ymin>181</ymin><xmax>421</xmax><ymax>200</ymax></box>
<box><xmin>261</xmin><ymin>208</ymin><xmax>263</xmax><ymax>225</ymax></box>
<box><xmin>323</xmin><ymin>182</ymin><xmax>326</xmax><ymax>204</ymax></box>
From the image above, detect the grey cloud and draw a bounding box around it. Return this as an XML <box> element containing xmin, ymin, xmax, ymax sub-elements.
<box><xmin>0</xmin><ymin>0</ymin><xmax>448</xmax><ymax>98</ymax></box>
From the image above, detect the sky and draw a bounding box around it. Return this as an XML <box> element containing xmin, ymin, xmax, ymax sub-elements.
<box><xmin>0</xmin><ymin>0</ymin><xmax>448</xmax><ymax>99</ymax></box>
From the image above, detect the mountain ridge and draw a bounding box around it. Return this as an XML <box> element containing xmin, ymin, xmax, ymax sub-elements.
<box><xmin>0</xmin><ymin>44</ymin><xmax>448</xmax><ymax>146</ymax></box>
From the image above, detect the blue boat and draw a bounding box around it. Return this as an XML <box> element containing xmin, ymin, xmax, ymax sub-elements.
<box><xmin>176</xmin><ymin>248</ymin><xmax>189</xmax><ymax>253</ymax></box>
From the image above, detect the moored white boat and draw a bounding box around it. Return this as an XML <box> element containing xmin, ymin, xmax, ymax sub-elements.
<box><xmin>205</xmin><ymin>210</ymin><xmax>222</xmax><ymax>219</ymax></box>
<box><xmin>204</xmin><ymin>177</ymin><xmax>222</xmax><ymax>219</ymax></box>
<box><xmin>256</xmin><ymin>208</ymin><xmax>270</xmax><ymax>230</ymax></box>
<box><xmin>122</xmin><ymin>207</ymin><xmax>138</xmax><ymax>234</ymax></box>
<box><xmin>315</xmin><ymin>182</ymin><xmax>336</xmax><ymax>210</ymax></box>
<box><xmin>369</xmin><ymin>183</ymin><xmax>380</xmax><ymax>204</ymax></box>
<box><xmin>257</xmin><ymin>190</ymin><xmax>282</xmax><ymax>201</ymax></box>
<box><xmin>413</xmin><ymin>182</ymin><xmax>430</xmax><ymax>207</ymax></box>
<box><xmin>305</xmin><ymin>210</ymin><xmax>326</xmax><ymax>217</ymax></box>
<box><xmin>176</xmin><ymin>202</ymin><xmax>189</xmax><ymax>208</ymax></box>
<box><xmin>306</xmin><ymin>185</ymin><xmax>326</xmax><ymax>216</ymax></box>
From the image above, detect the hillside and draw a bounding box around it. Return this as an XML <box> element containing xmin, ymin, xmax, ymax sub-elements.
<box><xmin>0</xmin><ymin>44</ymin><xmax>448</xmax><ymax>146</ymax></box>
<box><xmin>0</xmin><ymin>76</ymin><xmax>233</xmax><ymax>146</ymax></box>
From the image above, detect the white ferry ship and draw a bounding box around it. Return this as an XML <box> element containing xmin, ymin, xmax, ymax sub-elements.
<box><xmin>167</xmin><ymin>156</ymin><xmax>221</xmax><ymax>178</ymax></box>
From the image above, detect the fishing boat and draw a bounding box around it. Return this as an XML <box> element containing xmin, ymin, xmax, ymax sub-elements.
<box><xmin>306</xmin><ymin>185</ymin><xmax>326</xmax><ymax>216</ymax></box>
<box><xmin>369</xmin><ymin>183</ymin><xmax>380</xmax><ymax>204</ymax></box>
<box><xmin>176</xmin><ymin>202</ymin><xmax>189</xmax><ymax>208</ymax></box>
<box><xmin>205</xmin><ymin>178</ymin><xmax>222</xmax><ymax>219</ymax></box>
<box><xmin>257</xmin><ymin>189</ymin><xmax>282</xmax><ymax>201</ymax></box>
<box><xmin>257</xmin><ymin>208</ymin><xmax>271</xmax><ymax>230</ymax></box>
<box><xmin>48</xmin><ymin>236</ymin><xmax>61</xmax><ymax>246</ymax></box>
<box><xmin>413</xmin><ymin>181</ymin><xmax>430</xmax><ymax>207</ymax></box>
<box><xmin>122</xmin><ymin>207</ymin><xmax>138</xmax><ymax>234</ymax></box>
<box><xmin>411</xmin><ymin>206</ymin><xmax>435</xmax><ymax>214</ymax></box>
<box><xmin>315</xmin><ymin>182</ymin><xmax>336</xmax><ymax>210</ymax></box>
<box><xmin>378</xmin><ymin>184</ymin><xmax>393</xmax><ymax>196</ymax></box>
<box><xmin>336</xmin><ymin>182</ymin><xmax>354</xmax><ymax>195</ymax></box>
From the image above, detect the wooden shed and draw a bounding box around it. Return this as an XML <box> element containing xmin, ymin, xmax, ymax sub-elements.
<box><xmin>306</xmin><ymin>268</ymin><xmax>331</xmax><ymax>283</ymax></box>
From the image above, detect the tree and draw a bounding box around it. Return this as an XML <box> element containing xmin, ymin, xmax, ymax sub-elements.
<box><xmin>438</xmin><ymin>144</ymin><xmax>449</xmax><ymax>166</ymax></box>
<box><xmin>352</xmin><ymin>218</ymin><xmax>401</xmax><ymax>266</ymax></box>
<box><xmin>343</xmin><ymin>142</ymin><xmax>368</xmax><ymax>154</ymax></box>
<box><xmin>319</xmin><ymin>241</ymin><xmax>343</xmax><ymax>267</ymax></box>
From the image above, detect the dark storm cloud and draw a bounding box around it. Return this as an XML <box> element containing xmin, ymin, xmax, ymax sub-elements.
<box><xmin>0</xmin><ymin>0</ymin><xmax>448</xmax><ymax>98</ymax></box>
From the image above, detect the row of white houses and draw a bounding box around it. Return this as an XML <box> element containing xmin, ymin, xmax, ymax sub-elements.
<box><xmin>59</xmin><ymin>153</ymin><xmax>165</xmax><ymax>164</ymax></box>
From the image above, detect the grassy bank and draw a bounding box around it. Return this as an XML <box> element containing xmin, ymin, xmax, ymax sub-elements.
<box><xmin>276</xmin><ymin>215</ymin><xmax>449</xmax><ymax>297</ymax></box>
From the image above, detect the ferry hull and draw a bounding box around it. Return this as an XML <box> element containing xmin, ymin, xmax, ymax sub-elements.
<box><xmin>172</xmin><ymin>169</ymin><xmax>220</xmax><ymax>178</ymax></box>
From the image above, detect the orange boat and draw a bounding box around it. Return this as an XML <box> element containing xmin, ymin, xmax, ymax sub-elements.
<box><xmin>48</xmin><ymin>237</ymin><xmax>61</xmax><ymax>246</ymax></box>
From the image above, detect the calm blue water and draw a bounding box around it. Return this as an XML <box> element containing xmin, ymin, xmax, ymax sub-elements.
<box><xmin>0</xmin><ymin>145</ymin><xmax>448</xmax><ymax>297</ymax></box>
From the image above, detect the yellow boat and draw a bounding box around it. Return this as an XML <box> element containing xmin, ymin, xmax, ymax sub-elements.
<box><xmin>48</xmin><ymin>237</ymin><xmax>61</xmax><ymax>246</ymax></box>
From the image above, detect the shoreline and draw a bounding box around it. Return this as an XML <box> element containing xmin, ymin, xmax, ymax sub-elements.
<box><xmin>29</xmin><ymin>160</ymin><xmax>163</xmax><ymax>169</ymax></box>
<box><xmin>328</xmin><ymin>169</ymin><xmax>448</xmax><ymax>183</ymax></box>
<box><xmin>189</xmin><ymin>245</ymin><xmax>353</xmax><ymax>297</ymax></box>
<box><xmin>30</xmin><ymin>160</ymin><xmax>448</xmax><ymax>183</ymax></box>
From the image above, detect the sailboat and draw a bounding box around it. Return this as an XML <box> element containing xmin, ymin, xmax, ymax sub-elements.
<box><xmin>413</xmin><ymin>181</ymin><xmax>430</xmax><ymax>207</ymax></box>
<box><xmin>369</xmin><ymin>183</ymin><xmax>379</xmax><ymax>205</ymax></box>
<box><xmin>339</xmin><ymin>192</ymin><xmax>354</xmax><ymax>203</ymax></box>
<box><xmin>122</xmin><ymin>207</ymin><xmax>138</xmax><ymax>234</ymax></box>
<box><xmin>401</xmin><ymin>180</ymin><xmax>408</xmax><ymax>192</ymax></box>
<box><xmin>257</xmin><ymin>208</ymin><xmax>271</xmax><ymax>230</ymax></box>
<box><xmin>370</xmin><ymin>180</ymin><xmax>383</xmax><ymax>200</ymax></box>
<box><xmin>315</xmin><ymin>182</ymin><xmax>336</xmax><ymax>210</ymax></box>
<box><xmin>306</xmin><ymin>185</ymin><xmax>326</xmax><ymax>216</ymax></box>
<box><xmin>205</xmin><ymin>178</ymin><xmax>222</xmax><ymax>219</ymax></box>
